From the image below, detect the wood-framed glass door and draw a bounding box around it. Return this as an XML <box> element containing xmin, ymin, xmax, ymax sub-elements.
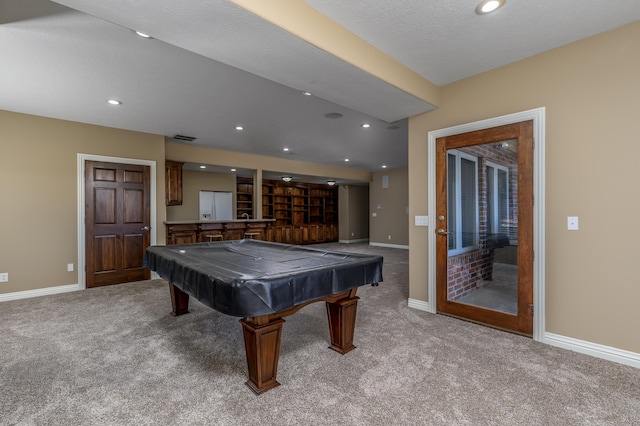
<box><xmin>435</xmin><ymin>121</ymin><xmax>534</xmax><ymax>335</ymax></box>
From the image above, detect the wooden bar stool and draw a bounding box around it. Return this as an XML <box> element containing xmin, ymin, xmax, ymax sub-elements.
<box><xmin>204</xmin><ymin>233</ymin><xmax>223</xmax><ymax>242</ymax></box>
<box><xmin>244</xmin><ymin>232</ymin><xmax>261</xmax><ymax>240</ymax></box>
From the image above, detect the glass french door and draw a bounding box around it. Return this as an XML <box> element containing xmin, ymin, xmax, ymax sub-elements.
<box><xmin>435</xmin><ymin>121</ymin><xmax>534</xmax><ymax>335</ymax></box>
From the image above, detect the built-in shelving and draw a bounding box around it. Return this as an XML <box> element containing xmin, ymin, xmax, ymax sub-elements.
<box><xmin>236</xmin><ymin>177</ymin><xmax>338</xmax><ymax>244</ymax></box>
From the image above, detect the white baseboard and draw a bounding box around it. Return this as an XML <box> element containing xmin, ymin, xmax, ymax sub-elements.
<box><xmin>543</xmin><ymin>332</ymin><xmax>640</xmax><ymax>369</ymax></box>
<box><xmin>0</xmin><ymin>283</ymin><xmax>81</xmax><ymax>302</ymax></box>
<box><xmin>408</xmin><ymin>298</ymin><xmax>433</xmax><ymax>313</ymax></box>
<box><xmin>369</xmin><ymin>242</ymin><xmax>409</xmax><ymax>250</ymax></box>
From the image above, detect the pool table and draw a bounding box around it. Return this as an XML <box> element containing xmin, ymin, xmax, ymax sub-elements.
<box><xmin>143</xmin><ymin>239</ymin><xmax>383</xmax><ymax>394</ymax></box>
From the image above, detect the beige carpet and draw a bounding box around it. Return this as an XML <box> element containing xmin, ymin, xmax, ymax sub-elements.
<box><xmin>1</xmin><ymin>243</ymin><xmax>638</xmax><ymax>425</ymax></box>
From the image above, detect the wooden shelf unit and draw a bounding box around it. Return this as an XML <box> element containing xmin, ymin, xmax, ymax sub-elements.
<box><xmin>236</xmin><ymin>177</ymin><xmax>339</xmax><ymax>244</ymax></box>
<box><xmin>262</xmin><ymin>182</ymin><xmax>274</xmax><ymax>219</ymax></box>
<box><xmin>236</xmin><ymin>177</ymin><xmax>253</xmax><ymax>219</ymax></box>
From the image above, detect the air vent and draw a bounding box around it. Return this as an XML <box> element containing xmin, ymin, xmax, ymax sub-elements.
<box><xmin>324</xmin><ymin>112</ymin><xmax>343</xmax><ymax>119</ymax></box>
<box><xmin>173</xmin><ymin>134</ymin><xmax>197</xmax><ymax>142</ymax></box>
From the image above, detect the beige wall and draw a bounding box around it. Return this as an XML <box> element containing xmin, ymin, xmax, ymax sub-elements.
<box><xmin>370</xmin><ymin>168</ymin><xmax>409</xmax><ymax>246</ymax></box>
<box><xmin>408</xmin><ymin>21</ymin><xmax>640</xmax><ymax>353</ymax></box>
<box><xmin>338</xmin><ymin>185</ymin><xmax>370</xmax><ymax>241</ymax></box>
<box><xmin>166</xmin><ymin>170</ymin><xmax>236</xmax><ymax>221</ymax></box>
<box><xmin>0</xmin><ymin>110</ymin><xmax>166</xmax><ymax>295</ymax></box>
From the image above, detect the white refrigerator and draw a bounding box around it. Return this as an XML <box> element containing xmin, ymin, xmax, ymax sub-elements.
<box><xmin>199</xmin><ymin>191</ymin><xmax>233</xmax><ymax>220</ymax></box>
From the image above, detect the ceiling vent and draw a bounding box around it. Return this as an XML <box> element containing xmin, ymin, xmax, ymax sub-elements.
<box><xmin>173</xmin><ymin>134</ymin><xmax>197</xmax><ymax>142</ymax></box>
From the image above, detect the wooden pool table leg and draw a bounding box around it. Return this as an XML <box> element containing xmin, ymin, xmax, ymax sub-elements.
<box><xmin>168</xmin><ymin>283</ymin><xmax>190</xmax><ymax>316</ymax></box>
<box><xmin>326</xmin><ymin>292</ymin><xmax>360</xmax><ymax>354</ymax></box>
<box><xmin>240</xmin><ymin>317</ymin><xmax>285</xmax><ymax>395</ymax></box>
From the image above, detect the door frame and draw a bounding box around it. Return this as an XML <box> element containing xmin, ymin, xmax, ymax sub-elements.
<box><xmin>427</xmin><ymin>108</ymin><xmax>545</xmax><ymax>341</ymax></box>
<box><xmin>77</xmin><ymin>154</ymin><xmax>157</xmax><ymax>290</ymax></box>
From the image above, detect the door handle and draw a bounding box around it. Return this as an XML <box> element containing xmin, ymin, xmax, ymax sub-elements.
<box><xmin>140</xmin><ymin>225</ymin><xmax>151</xmax><ymax>232</ymax></box>
<box><xmin>437</xmin><ymin>229</ymin><xmax>452</xmax><ymax>236</ymax></box>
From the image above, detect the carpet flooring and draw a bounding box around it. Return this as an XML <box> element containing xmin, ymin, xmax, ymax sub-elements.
<box><xmin>1</xmin><ymin>243</ymin><xmax>638</xmax><ymax>425</ymax></box>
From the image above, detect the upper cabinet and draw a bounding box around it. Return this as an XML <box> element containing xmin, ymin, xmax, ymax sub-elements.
<box><xmin>165</xmin><ymin>160</ymin><xmax>184</xmax><ymax>206</ymax></box>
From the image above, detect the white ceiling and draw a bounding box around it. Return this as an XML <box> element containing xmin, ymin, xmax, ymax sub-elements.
<box><xmin>2</xmin><ymin>0</ymin><xmax>640</xmax><ymax>183</ymax></box>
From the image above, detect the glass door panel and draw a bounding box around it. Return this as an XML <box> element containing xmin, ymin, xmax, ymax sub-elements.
<box><xmin>446</xmin><ymin>140</ymin><xmax>518</xmax><ymax>315</ymax></box>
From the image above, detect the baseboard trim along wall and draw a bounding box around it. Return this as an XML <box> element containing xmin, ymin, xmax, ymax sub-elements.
<box><xmin>369</xmin><ymin>242</ymin><xmax>409</xmax><ymax>250</ymax></box>
<box><xmin>408</xmin><ymin>298</ymin><xmax>431</xmax><ymax>312</ymax></box>
<box><xmin>0</xmin><ymin>283</ymin><xmax>81</xmax><ymax>302</ymax></box>
<box><xmin>407</xmin><ymin>298</ymin><xmax>640</xmax><ymax>369</ymax></box>
<box><xmin>543</xmin><ymin>332</ymin><xmax>640</xmax><ymax>369</ymax></box>
<box><xmin>339</xmin><ymin>238</ymin><xmax>370</xmax><ymax>244</ymax></box>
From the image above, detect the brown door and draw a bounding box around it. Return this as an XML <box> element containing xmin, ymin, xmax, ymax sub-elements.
<box><xmin>435</xmin><ymin>121</ymin><xmax>534</xmax><ymax>335</ymax></box>
<box><xmin>85</xmin><ymin>160</ymin><xmax>151</xmax><ymax>288</ymax></box>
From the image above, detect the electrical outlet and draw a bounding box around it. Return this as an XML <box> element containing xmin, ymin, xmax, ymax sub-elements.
<box><xmin>67</xmin><ymin>263</ymin><xmax>74</xmax><ymax>272</ymax></box>
<box><xmin>387</xmin><ymin>235</ymin><xmax>391</xmax><ymax>240</ymax></box>
<box><xmin>0</xmin><ymin>273</ymin><xmax>8</xmax><ymax>282</ymax></box>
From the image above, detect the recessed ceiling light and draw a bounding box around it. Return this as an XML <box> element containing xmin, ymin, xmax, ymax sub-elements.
<box><xmin>230</xmin><ymin>168</ymin><xmax>237</xmax><ymax>172</ymax></box>
<box><xmin>107</xmin><ymin>99</ymin><xmax>122</xmax><ymax>105</ymax></box>
<box><xmin>282</xmin><ymin>147</ymin><xmax>290</xmax><ymax>152</ymax></box>
<box><xmin>361</xmin><ymin>123</ymin><xmax>371</xmax><ymax>128</ymax></box>
<box><xmin>199</xmin><ymin>165</ymin><xmax>206</xmax><ymax>169</ymax></box>
<box><xmin>302</xmin><ymin>91</ymin><xmax>312</xmax><ymax>96</ymax></box>
<box><xmin>344</xmin><ymin>158</ymin><xmax>350</xmax><ymax>162</ymax></box>
<box><xmin>327</xmin><ymin>180</ymin><xmax>336</xmax><ymax>186</ymax></box>
<box><xmin>382</xmin><ymin>165</ymin><xmax>388</xmax><ymax>169</ymax></box>
<box><xmin>235</xmin><ymin>126</ymin><xmax>243</xmax><ymax>131</ymax></box>
<box><xmin>475</xmin><ymin>0</ymin><xmax>505</xmax><ymax>15</ymax></box>
<box><xmin>134</xmin><ymin>31</ymin><xmax>152</xmax><ymax>38</ymax></box>
<box><xmin>282</xmin><ymin>176</ymin><xmax>293</xmax><ymax>182</ymax></box>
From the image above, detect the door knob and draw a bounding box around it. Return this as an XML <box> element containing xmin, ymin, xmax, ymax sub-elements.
<box><xmin>140</xmin><ymin>225</ymin><xmax>151</xmax><ymax>232</ymax></box>
<box><xmin>437</xmin><ymin>229</ymin><xmax>452</xmax><ymax>236</ymax></box>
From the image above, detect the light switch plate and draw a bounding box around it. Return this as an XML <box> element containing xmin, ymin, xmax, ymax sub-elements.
<box><xmin>567</xmin><ymin>216</ymin><xmax>579</xmax><ymax>230</ymax></box>
<box><xmin>415</xmin><ymin>215</ymin><xmax>429</xmax><ymax>227</ymax></box>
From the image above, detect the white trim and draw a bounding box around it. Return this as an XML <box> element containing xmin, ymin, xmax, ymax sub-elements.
<box><xmin>485</xmin><ymin>160</ymin><xmax>510</xmax><ymax>236</ymax></box>
<box><xmin>77</xmin><ymin>154</ymin><xmax>157</xmax><ymax>290</ymax></box>
<box><xmin>543</xmin><ymin>332</ymin><xmax>640</xmax><ymax>369</ymax></box>
<box><xmin>369</xmin><ymin>242</ymin><xmax>409</xmax><ymax>250</ymax></box>
<box><xmin>446</xmin><ymin>149</ymin><xmax>480</xmax><ymax>255</ymax></box>
<box><xmin>408</xmin><ymin>298</ymin><xmax>432</xmax><ymax>312</ymax></box>
<box><xmin>426</xmin><ymin>107</ymin><xmax>546</xmax><ymax>341</ymax></box>
<box><xmin>0</xmin><ymin>284</ymin><xmax>81</xmax><ymax>302</ymax></box>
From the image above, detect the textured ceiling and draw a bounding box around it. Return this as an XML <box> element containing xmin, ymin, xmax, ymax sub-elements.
<box><xmin>2</xmin><ymin>0</ymin><xmax>640</xmax><ymax>183</ymax></box>
<box><xmin>303</xmin><ymin>0</ymin><xmax>640</xmax><ymax>85</ymax></box>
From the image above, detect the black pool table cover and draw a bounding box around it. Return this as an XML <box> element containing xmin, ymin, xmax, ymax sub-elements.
<box><xmin>144</xmin><ymin>239</ymin><xmax>383</xmax><ymax>317</ymax></box>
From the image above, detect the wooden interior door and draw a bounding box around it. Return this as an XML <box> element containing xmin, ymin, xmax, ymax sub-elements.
<box><xmin>435</xmin><ymin>121</ymin><xmax>534</xmax><ymax>335</ymax></box>
<box><xmin>85</xmin><ymin>160</ymin><xmax>151</xmax><ymax>288</ymax></box>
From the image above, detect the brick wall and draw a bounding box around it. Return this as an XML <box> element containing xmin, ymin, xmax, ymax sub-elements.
<box><xmin>447</xmin><ymin>249</ymin><xmax>494</xmax><ymax>300</ymax></box>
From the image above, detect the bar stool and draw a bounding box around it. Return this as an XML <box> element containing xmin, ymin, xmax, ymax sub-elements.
<box><xmin>204</xmin><ymin>233</ymin><xmax>223</xmax><ymax>242</ymax></box>
<box><xmin>243</xmin><ymin>232</ymin><xmax>261</xmax><ymax>240</ymax></box>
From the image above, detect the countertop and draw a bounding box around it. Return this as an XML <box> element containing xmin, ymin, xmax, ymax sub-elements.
<box><xmin>165</xmin><ymin>219</ymin><xmax>276</xmax><ymax>225</ymax></box>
